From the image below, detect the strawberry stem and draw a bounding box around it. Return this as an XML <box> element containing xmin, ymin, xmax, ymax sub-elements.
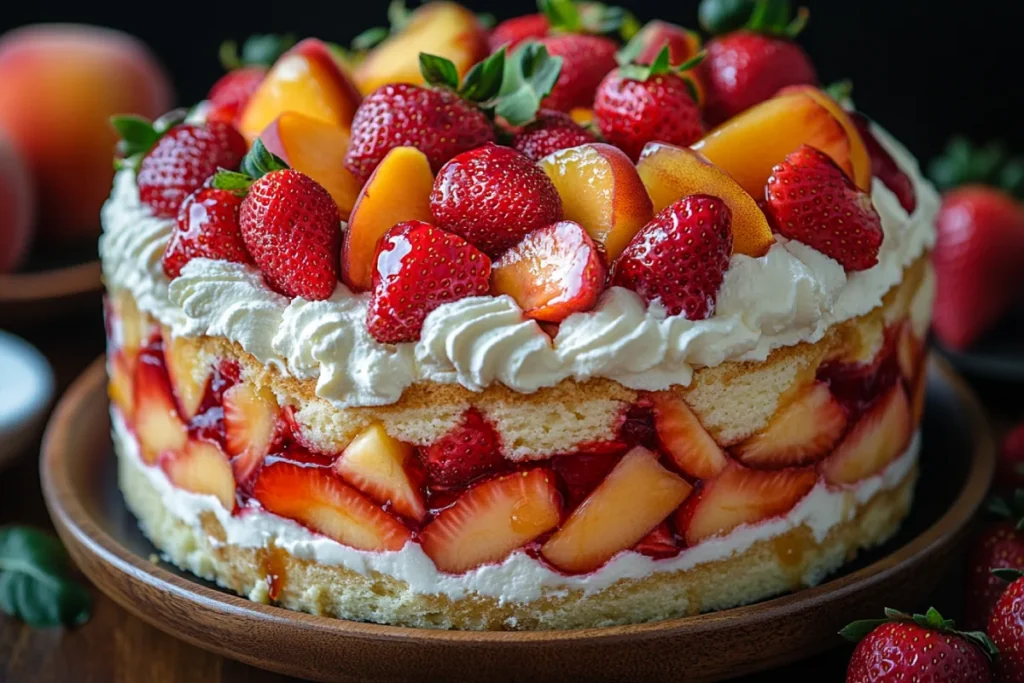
<box><xmin>212</xmin><ymin>139</ymin><xmax>289</xmax><ymax>196</ymax></box>
<box><xmin>840</xmin><ymin>607</ymin><xmax>999</xmax><ymax>660</ymax></box>
<box><xmin>929</xmin><ymin>138</ymin><xmax>1024</xmax><ymax>199</ymax></box>
<box><xmin>110</xmin><ymin>110</ymin><xmax>186</xmax><ymax>172</ymax></box>
<box><xmin>993</xmin><ymin>568</ymin><xmax>1024</xmax><ymax>583</ymax></box>
<box><xmin>495</xmin><ymin>42</ymin><xmax>563</xmax><ymax>127</ymax></box>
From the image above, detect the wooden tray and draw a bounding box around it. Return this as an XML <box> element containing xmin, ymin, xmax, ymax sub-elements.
<box><xmin>40</xmin><ymin>354</ymin><xmax>995</xmax><ymax>683</ymax></box>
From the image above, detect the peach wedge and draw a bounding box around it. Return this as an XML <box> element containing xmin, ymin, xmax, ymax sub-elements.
<box><xmin>636</xmin><ymin>143</ymin><xmax>775</xmax><ymax>257</ymax></box>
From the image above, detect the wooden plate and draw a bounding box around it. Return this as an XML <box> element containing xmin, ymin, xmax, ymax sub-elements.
<box><xmin>41</xmin><ymin>355</ymin><xmax>994</xmax><ymax>683</ymax></box>
<box><xmin>0</xmin><ymin>259</ymin><xmax>102</xmax><ymax>327</ymax></box>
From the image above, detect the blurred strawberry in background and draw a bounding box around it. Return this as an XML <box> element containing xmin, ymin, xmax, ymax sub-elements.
<box><xmin>0</xmin><ymin>24</ymin><xmax>173</xmax><ymax>271</ymax></box>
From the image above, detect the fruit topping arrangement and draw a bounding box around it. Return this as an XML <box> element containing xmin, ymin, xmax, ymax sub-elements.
<box><xmin>111</xmin><ymin>0</ymin><xmax>917</xmax><ymax>345</ymax></box>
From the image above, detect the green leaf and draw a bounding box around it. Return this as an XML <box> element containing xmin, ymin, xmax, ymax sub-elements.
<box><xmin>153</xmin><ymin>109</ymin><xmax>188</xmax><ymax>135</ymax></box>
<box><xmin>388</xmin><ymin>0</ymin><xmax>413</xmax><ymax>32</ymax></box>
<box><xmin>497</xmin><ymin>42</ymin><xmax>563</xmax><ymax>127</ymax></box>
<box><xmin>352</xmin><ymin>27</ymin><xmax>390</xmax><ymax>52</ymax></box>
<box><xmin>785</xmin><ymin>7</ymin><xmax>810</xmax><ymax>38</ymax></box>
<box><xmin>841</xmin><ymin>607</ymin><xmax>999</xmax><ymax>661</ymax></box>
<box><xmin>219</xmin><ymin>40</ymin><xmax>242</xmax><ymax>71</ymax></box>
<box><xmin>615</xmin><ymin>29</ymin><xmax>647</xmax><ymax>67</ymax></box>
<box><xmin>241</xmin><ymin>34</ymin><xmax>296</xmax><ymax>68</ymax></box>
<box><xmin>961</xmin><ymin>630</ymin><xmax>1000</xmax><ymax>660</ymax></box>
<box><xmin>988</xmin><ymin>495</ymin><xmax>1015</xmax><ymax>519</ymax></box>
<box><xmin>746</xmin><ymin>0</ymin><xmax>792</xmax><ymax>33</ymax></box>
<box><xmin>0</xmin><ymin>526</ymin><xmax>92</xmax><ymax>628</ymax></box>
<box><xmin>928</xmin><ymin>137</ymin><xmax>1024</xmax><ymax>197</ymax></box>
<box><xmin>477</xmin><ymin>13</ymin><xmax>497</xmax><ymax>30</ymax></box>
<box><xmin>459</xmin><ymin>49</ymin><xmax>507</xmax><ymax>103</ymax></box>
<box><xmin>993</xmin><ymin>568</ymin><xmax>1024</xmax><ymax>583</ymax></box>
<box><xmin>839</xmin><ymin>618</ymin><xmax>889</xmax><ymax>642</ymax></box>
<box><xmin>539</xmin><ymin>0</ymin><xmax>582</xmax><ymax>32</ymax></box>
<box><xmin>419</xmin><ymin>53</ymin><xmax>461</xmax><ymax>90</ymax></box>
<box><xmin>676</xmin><ymin>50</ymin><xmax>706</xmax><ymax>72</ymax></box>
<box><xmin>240</xmin><ymin>139</ymin><xmax>290</xmax><ymax>180</ymax></box>
<box><xmin>110</xmin><ymin>115</ymin><xmax>159</xmax><ymax>150</ymax></box>
<box><xmin>825</xmin><ymin>79</ymin><xmax>854</xmax><ymax>103</ymax></box>
<box><xmin>212</xmin><ymin>170</ymin><xmax>255</xmax><ymax>195</ymax></box>
<box><xmin>579</xmin><ymin>3</ymin><xmax>628</xmax><ymax>34</ymax></box>
<box><xmin>698</xmin><ymin>0</ymin><xmax>756</xmax><ymax>35</ymax></box>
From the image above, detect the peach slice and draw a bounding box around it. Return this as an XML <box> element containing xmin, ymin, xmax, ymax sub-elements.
<box><xmin>691</xmin><ymin>90</ymin><xmax>857</xmax><ymax>200</ymax></box>
<box><xmin>260</xmin><ymin>112</ymin><xmax>363</xmax><ymax>220</ymax></box>
<box><xmin>334</xmin><ymin>423</ymin><xmax>427</xmax><ymax>523</ymax></box>
<box><xmin>223</xmin><ymin>383</ymin><xmax>281</xmax><ymax>486</ymax></box>
<box><xmin>162</xmin><ymin>328</ymin><xmax>210</xmax><ymax>420</ymax></box>
<box><xmin>115</xmin><ymin>290</ymin><xmax>145</xmax><ymax>367</ymax></box>
<box><xmin>354</xmin><ymin>2</ymin><xmax>489</xmax><ymax>95</ymax></box>
<box><xmin>134</xmin><ymin>350</ymin><xmax>187</xmax><ymax>464</ymax></box>
<box><xmin>239</xmin><ymin>38</ymin><xmax>362</xmax><ymax>143</ymax></box>
<box><xmin>636</xmin><ymin>143</ymin><xmax>775</xmax><ymax>257</ymax></box>
<box><xmin>569</xmin><ymin>108</ymin><xmax>595</xmax><ymax>127</ymax></box>
<box><xmin>341</xmin><ymin>146</ymin><xmax>434</xmax><ymax>292</ymax></box>
<box><xmin>161</xmin><ymin>440</ymin><xmax>236</xmax><ymax>511</ymax></box>
<box><xmin>542</xmin><ymin>447</ymin><xmax>692</xmax><ymax>573</ymax></box>
<box><xmin>539</xmin><ymin>143</ymin><xmax>654</xmax><ymax>262</ymax></box>
<box><xmin>108</xmin><ymin>352</ymin><xmax>135</xmax><ymax>421</ymax></box>
<box><xmin>821</xmin><ymin>383</ymin><xmax>912</xmax><ymax>486</ymax></box>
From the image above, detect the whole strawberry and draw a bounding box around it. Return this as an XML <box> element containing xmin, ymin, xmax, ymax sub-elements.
<box><xmin>214</xmin><ymin>140</ymin><xmax>341</xmax><ymax>300</ymax></box>
<box><xmin>420</xmin><ymin>408</ymin><xmax>505</xmax><ymax>488</ymax></box>
<box><xmin>765</xmin><ymin>144</ymin><xmax>883</xmax><ymax>271</ymax></box>
<box><xmin>594</xmin><ymin>47</ymin><xmax>705</xmax><ymax>161</ymax></box>
<box><xmin>630</xmin><ymin>20</ymin><xmax>702</xmax><ymax>66</ymax></box>
<box><xmin>512</xmin><ymin>109</ymin><xmax>597</xmax><ymax>161</ymax></box>
<box><xmin>537</xmin><ymin>34</ymin><xmax>619</xmax><ymax>111</ymax></box>
<box><xmin>611</xmin><ymin>194</ymin><xmax>733</xmax><ymax>320</ymax></box>
<box><xmin>162</xmin><ymin>186</ymin><xmax>251</xmax><ymax>278</ymax></box>
<box><xmin>430</xmin><ymin>144</ymin><xmax>563</xmax><ymax>257</ymax></box>
<box><xmin>842</xmin><ymin>607</ymin><xmax>996</xmax><ymax>682</ymax></box>
<box><xmin>850</xmin><ymin>112</ymin><xmax>917</xmax><ymax>214</ymax></box>
<box><xmin>989</xmin><ymin>569</ymin><xmax>1024</xmax><ymax>683</ymax></box>
<box><xmin>367</xmin><ymin>221</ymin><xmax>491</xmax><ymax>344</ymax></box>
<box><xmin>489</xmin><ymin>13</ymin><xmax>550</xmax><ymax>52</ymax></box>
<box><xmin>963</xmin><ymin>492</ymin><xmax>1024</xmax><ymax>630</ymax></box>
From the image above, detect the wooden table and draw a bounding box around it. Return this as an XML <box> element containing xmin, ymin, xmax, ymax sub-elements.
<box><xmin>1</xmin><ymin>312</ymin><xmax>1017</xmax><ymax>682</ymax></box>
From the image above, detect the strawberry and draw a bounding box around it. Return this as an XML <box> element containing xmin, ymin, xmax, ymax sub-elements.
<box><xmin>765</xmin><ymin>144</ymin><xmax>884</xmax><ymax>272</ymax></box>
<box><xmin>999</xmin><ymin>424</ymin><xmax>1024</xmax><ymax>494</ymax></box>
<box><xmin>551</xmin><ymin>451</ymin><xmax>623</xmax><ymax>509</ymax></box>
<box><xmin>630</xmin><ymin>20</ymin><xmax>701</xmax><ymax>66</ymax></box>
<box><xmin>594</xmin><ymin>47</ymin><xmax>705</xmax><ymax>161</ymax></box>
<box><xmin>366</xmin><ymin>221</ymin><xmax>491</xmax><ymax>344</ymax></box>
<box><xmin>611</xmin><ymin>194</ymin><xmax>733</xmax><ymax>320</ymax></box>
<box><xmin>161</xmin><ymin>187</ymin><xmax>250</xmax><ymax>279</ymax></box>
<box><xmin>213</xmin><ymin>140</ymin><xmax>341</xmax><ymax>300</ymax></box>
<box><xmin>989</xmin><ymin>569</ymin><xmax>1024</xmax><ymax>683</ymax></box>
<box><xmin>841</xmin><ymin>607</ymin><xmax>996</xmax><ymax>682</ymax></box>
<box><xmin>223</xmin><ymin>383</ymin><xmax>282</xmax><ymax>487</ymax></box>
<box><xmin>511</xmin><ymin>109</ymin><xmax>597</xmax><ymax>161</ymax></box>
<box><xmin>206</xmin><ymin>67</ymin><xmax>266</xmax><ymax>125</ymax></box>
<box><xmin>419</xmin><ymin>409</ymin><xmax>505</xmax><ymax>489</ymax></box>
<box><xmin>489</xmin><ymin>13</ymin><xmax>550</xmax><ymax>52</ymax></box>
<box><xmin>634</xmin><ymin>522</ymin><xmax>679</xmax><ymax>559</ymax></box>
<box><xmin>537</xmin><ymin>34</ymin><xmax>619</xmax><ymax>111</ymax></box>
<box><xmin>963</xmin><ymin>492</ymin><xmax>1024</xmax><ymax>631</ymax></box>
<box><xmin>850</xmin><ymin>112</ymin><xmax>917</xmax><ymax>214</ymax></box>
<box><xmin>429</xmin><ymin>143</ymin><xmax>563</xmax><ymax>257</ymax></box>
<box><xmin>112</xmin><ymin>114</ymin><xmax>248</xmax><ymax>219</ymax></box>
<box><xmin>649</xmin><ymin>391</ymin><xmax>729</xmax><ymax>480</ymax></box>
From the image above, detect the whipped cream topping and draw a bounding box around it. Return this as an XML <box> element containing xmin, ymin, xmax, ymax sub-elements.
<box><xmin>114</xmin><ymin>411</ymin><xmax>920</xmax><ymax>605</ymax></box>
<box><xmin>100</xmin><ymin>125</ymin><xmax>939</xmax><ymax>408</ymax></box>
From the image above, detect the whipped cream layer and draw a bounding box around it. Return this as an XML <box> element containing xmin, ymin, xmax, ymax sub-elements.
<box><xmin>100</xmin><ymin>125</ymin><xmax>939</xmax><ymax>408</ymax></box>
<box><xmin>114</xmin><ymin>411</ymin><xmax>920</xmax><ymax>604</ymax></box>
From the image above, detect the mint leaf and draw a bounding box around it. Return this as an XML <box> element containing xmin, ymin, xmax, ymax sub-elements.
<box><xmin>459</xmin><ymin>49</ymin><xmax>506</xmax><ymax>103</ymax></box>
<box><xmin>240</xmin><ymin>139</ymin><xmax>289</xmax><ymax>180</ymax></box>
<box><xmin>419</xmin><ymin>53</ymin><xmax>461</xmax><ymax>90</ymax></box>
<box><xmin>352</xmin><ymin>27</ymin><xmax>390</xmax><ymax>51</ymax></box>
<box><xmin>0</xmin><ymin>526</ymin><xmax>92</xmax><ymax>628</ymax></box>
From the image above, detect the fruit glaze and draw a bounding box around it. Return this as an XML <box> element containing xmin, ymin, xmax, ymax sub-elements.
<box><xmin>101</xmin><ymin>0</ymin><xmax>939</xmax><ymax>629</ymax></box>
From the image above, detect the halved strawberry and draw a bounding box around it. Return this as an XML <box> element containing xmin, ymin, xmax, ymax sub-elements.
<box><xmin>821</xmin><ymin>383</ymin><xmax>912</xmax><ymax>486</ymax></box>
<box><xmin>162</xmin><ymin>329</ymin><xmax>212</xmax><ymax>420</ymax></box>
<box><xmin>252</xmin><ymin>461</ymin><xmax>411</xmax><ymax>551</ymax></box>
<box><xmin>650</xmin><ymin>391</ymin><xmax>729</xmax><ymax>480</ymax></box>
<box><xmin>418</xmin><ymin>409</ymin><xmax>505</xmax><ymax>489</ymax></box>
<box><xmin>542</xmin><ymin>447</ymin><xmax>692</xmax><ymax>573</ymax></box>
<box><xmin>551</xmin><ymin>451</ymin><xmax>624</xmax><ymax>510</ymax></box>
<box><xmin>633</xmin><ymin>522</ymin><xmax>679</xmax><ymax>559</ymax></box>
<box><xmin>680</xmin><ymin>464</ymin><xmax>817</xmax><ymax>545</ymax></box>
<box><xmin>732</xmin><ymin>383</ymin><xmax>848</xmax><ymax>469</ymax></box>
<box><xmin>419</xmin><ymin>469</ymin><xmax>562</xmax><ymax>574</ymax></box>
<box><xmin>160</xmin><ymin>439</ymin><xmax>237</xmax><ymax>511</ymax></box>
<box><xmin>223</xmin><ymin>383</ymin><xmax>281</xmax><ymax>486</ymax></box>
<box><xmin>490</xmin><ymin>220</ymin><xmax>606</xmax><ymax>322</ymax></box>
<box><xmin>134</xmin><ymin>347</ymin><xmax>188</xmax><ymax>464</ymax></box>
<box><xmin>333</xmin><ymin>423</ymin><xmax>427</xmax><ymax>523</ymax></box>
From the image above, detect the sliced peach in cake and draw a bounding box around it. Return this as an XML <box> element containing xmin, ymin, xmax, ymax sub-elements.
<box><xmin>650</xmin><ymin>391</ymin><xmax>729</xmax><ymax>480</ymax></box>
<box><xmin>341</xmin><ymin>146</ymin><xmax>434</xmax><ymax>292</ymax></box>
<box><xmin>539</xmin><ymin>143</ymin><xmax>654</xmax><ymax>262</ymax></box>
<box><xmin>108</xmin><ymin>352</ymin><xmax>135</xmax><ymax>421</ymax></box>
<box><xmin>636</xmin><ymin>143</ymin><xmax>775</xmax><ymax>257</ymax></box>
<box><xmin>114</xmin><ymin>290</ymin><xmax>145</xmax><ymax>366</ymax></box>
<box><xmin>897</xmin><ymin>321</ymin><xmax>925</xmax><ymax>383</ymax></box>
<box><xmin>160</xmin><ymin>440</ymin><xmax>236</xmax><ymax>511</ymax></box>
<box><xmin>223</xmin><ymin>383</ymin><xmax>281</xmax><ymax>486</ymax></box>
<box><xmin>162</xmin><ymin>328</ymin><xmax>211</xmax><ymax>420</ymax></box>
<box><xmin>733</xmin><ymin>383</ymin><xmax>848</xmax><ymax>469</ymax></box>
<box><xmin>420</xmin><ymin>469</ymin><xmax>561</xmax><ymax>574</ymax></box>
<box><xmin>691</xmin><ymin>90</ymin><xmax>860</xmax><ymax>200</ymax></box>
<box><xmin>821</xmin><ymin>383</ymin><xmax>912</xmax><ymax>485</ymax></box>
<box><xmin>253</xmin><ymin>461</ymin><xmax>411</xmax><ymax>551</ymax></box>
<box><xmin>491</xmin><ymin>221</ymin><xmax>606</xmax><ymax>322</ymax></box>
<box><xmin>133</xmin><ymin>350</ymin><xmax>188</xmax><ymax>464</ymax></box>
<box><xmin>333</xmin><ymin>423</ymin><xmax>427</xmax><ymax>523</ymax></box>
<box><xmin>260</xmin><ymin>112</ymin><xmax>363</xmax><ymax>220</ymax></box>
<box><xmin>239</xmin><ymin>38</ymin><xmax>362</xmax><ymax>143</ymax></box>
<box><xmin>354</xmin><ymin>2</ymin><xmax>489</xmax><ymax>95</ymax></box>
<box><xmin>542</xmin><ymin>447</ymin><xmax>692</xmax><ymax>573</ymax></box>
<box><xmin>680</xmin><ymin>464</ymin><xmax>817</xmax><ymax>545</ymax></box>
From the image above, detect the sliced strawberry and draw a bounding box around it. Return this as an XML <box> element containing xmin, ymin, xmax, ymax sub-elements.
<box><xmin>732</xmin><ymin>383</ymin><xmax>848</xmax><ymax>469</ymax></box>
<box><xmin>491</xmin><ymin>220</ymin><xmax>606</xmax><ymax>322</ymax></box>
<box><xmin>162</xmin><ymin>187</ymin><xmax>252</xmax><ymax>279</ymax></box>
<box><xmin>134</xmin><ymin>351</ymin><xmax>188</xmax><ymax>465</ymax></box>
<box><xmin>650</xmin><ymin>391</ymin><xmax>729</xmax><ymax>480</ymax></box>
<box><xmin>333</xmin><ymin>423</ymin><xmax>427</xmax><ymax>523</ymax></box>
<box><xmin>252</xmin><ymin>461</ymin><xmax>411</xmax><ymax>551</ymax></box>
<box><xmin>160</xmin><ymin>439</ymin><xmax>236</xmax><ymax>511</ymax></box>
<box><xmin>850</xmin><ymin>112</ymin><xmax>916</xmax><ymax>214</ymax></box>
<box><xmin>542</xmin><ymin>447</ymin><xmax>692</xmax><ymax>573</ymax></box>
<box><xmin>821</xmin><ymin>383</ymin><xmax>912</xmax><ymax>485</ymax></box>
<box><xmin>162</xmin><ymin>330</ymin><xmax>212</xmax><ymax>420</ymax></box>
<box><xmin>680</xmin><ymin>464</ymin><xmax>817</xmax><ymax>546</ymax></box>
<box><xmin>551</xmin><ymin>451</ymin><xmax>624</xmax><ymax>510</ymax></box>
<box><xmin>633</xmin><ymin>522</ymin><xmax>679</xmax><ymax>559</ymax></box>
<box><xmin>418</xmin><ymin>408</ymin><xmax>505</xmax><ymax>489</ymax></box>
<box><xmin>223</xmin><ymin>383</ymin><xmax>281</xmax><ymax>486</ymax></box>
<box><xmin>420</xmin><ymin>469</ymin><xmax>562</xmax><ymax>574</ymax></box>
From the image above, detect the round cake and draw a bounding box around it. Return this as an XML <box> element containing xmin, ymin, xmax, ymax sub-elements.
<box><xmin>101</xmin><ymin>4</ymin><xmax>938</xmax><ymax>631</ymax></box>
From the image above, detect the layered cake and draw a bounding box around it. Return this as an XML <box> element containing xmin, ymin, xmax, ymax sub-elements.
<box><xmin>101</xmin><ymin>2</ymin><xmax>939</xmax><ymax>630</ymax></box>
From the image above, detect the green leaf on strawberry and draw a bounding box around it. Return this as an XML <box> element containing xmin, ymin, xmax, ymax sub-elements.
<box><xmin>929</xmin><ymin>137</ymin><xmax>1024</xmax><ymax>199</ymax></box>
<box><xmin>614</xmin><ymin>44</ymin><xmax>706</xmax><ymax>101</ymax></box>
<box><xmin>213</xmin><ymin>139</ymin><xmax>289</xmax><ymax>196</ymax></box>
<box><xmin>419</xmin><ymin>53</ymin><xmax>462</xmax><ymax>91</ymax></box>
<box><xmin>459</xmin><ymin>49</ymin><xmax>509</xmax><ymax>102</ymax></box>
<box><xmin>993</xmin><ymin>567</ymin><xmax>1024</xmax><ymax>583</ymax></box>
<box><xmin>840</xmin><ymin>607</ymin><xmax>999</xmax><ymax>660</ymax></box>
<box><xmin>0</xmin><ymin>526</ymin><xmax>92</xmax><ymax>628</ymax></box>
<box><xmin>698</xmin><ymin>0</ymin><xmax>808</xmax><ymax>38</ymax></box>
<box><xmin>698</xmin><ymin>0</ymin><xmax>756</xmax><ymax>34</ymax></box>
<box><xmin>540</xmin><ymin>0</ymin><xmax>638</xmax><ymax>40</ymax></box>
<box><xmin>110</xmin><ymin>110</ymin><xmax>187</xmax><ymax>172</ymax></box>
<box><xmin>497</xmin><ymin>42</ymin><xmax>564</xmax><ymax>127</ymax></box>
<box><xmin>219</xmin><ymin>34</ymin><xmax>296</xmax><ymax>71</ymax></box>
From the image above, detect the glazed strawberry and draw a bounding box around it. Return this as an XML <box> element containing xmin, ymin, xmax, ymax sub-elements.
<box><xmin>999</xmin><ymin>424</ymin><xmax>1024</xmax><ymax>494</ymax></box>
<box><xmin>161</xmin><ymin>187</ymin><xmax>250</xmax><ymax>279</ymax></box>
<box><xmin>489</xmin><ymin>13</ymin><xmax>549</xmax><ymax>52</ymax></box>
<box><xmin>429</xmin><ymin>144</ymin><xmax>563</xmax><ymax>257</ymax></box>
<box><xmin>963</xmin><ymin>493</ymin><xmax>1024</xmax><ymax>630</ymax></box>
<box><xmin>989</xmin><ymin>569</ymin><xmax>1024</xmax><ymax>683</ymax></box>
<box><xmin>611</xmin><ymin>194</ymin><xmax>733</xmax><ymax>320</ymax></box>
<box><xmin>850</xmin><ymin>112</ymin><xmax>916</xmax><ymax>214</ymax></box>
<box><xmin>206</xmin><ymin>67</ymin><xmax>266</xmax><ymax>124</ymax></box>
<box><xmin>512</xmin><ymin>109</ymin><xmax>597</xmax><ymax>161</ymax></box>
<box><xmin>419</xmin><ymin>409</ymin><xmax>505</xmax><ymax>489</ymax></box>
<box><xmin>594</xmin><ymin>47</ymin><xmax>705</xmax><ymax>161</ymax></box>
<box><xmin>649</xmin><ymin>391</ymin><xmax>728</xmax><ymax>480</ymax></box>
<box><xmin>765</xmin><ymin>144</ymin><xmax>883</xmax><ymax>272</ymax></box>
<box><xmin>537</xmin><ymin>34</ymin><xmax>619</xmax><ymax>111</ymax></box>
<box><xmin>366</xmin><ymin>221</ymin><xmax>491</xmax><ymax>344</ymax></box>
<box><xmin>842</xmin><ymin>608</ymin><xmax>996</xmax><ymax>682</ymax></box>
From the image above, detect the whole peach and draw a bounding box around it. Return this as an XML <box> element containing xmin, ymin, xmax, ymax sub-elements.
<box><xmin>0</xmin><ymin>25</ymin><xmax>173</xmax><ymax>241</ymax></box>
<box><xmin>0</xmin><ymin>131</ymin><xmax>35</xmax><ymax>272</ymax></box>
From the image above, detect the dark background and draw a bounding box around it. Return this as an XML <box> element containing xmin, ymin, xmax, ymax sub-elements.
<box><xmin>3</xmin><ymin>0</ymin><xmax>1024</xmax><ymax>169</ymax></box>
